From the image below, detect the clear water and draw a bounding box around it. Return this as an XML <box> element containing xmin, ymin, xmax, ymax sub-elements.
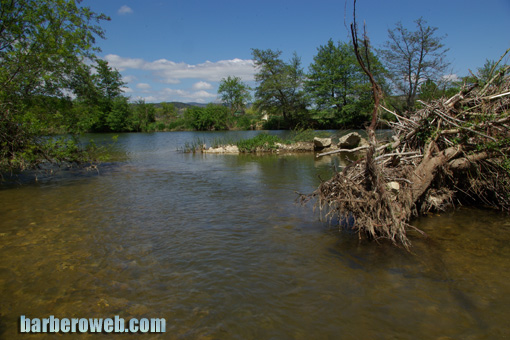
<box><xmin>0</xmin><ymin>131</ymin><xmax>509</xmax><ymax>339</ymax></box>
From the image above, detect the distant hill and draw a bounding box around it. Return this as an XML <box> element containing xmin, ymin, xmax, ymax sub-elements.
<box><xmin>153</xmin><ymin>101</ymin><xmax>208</xmax><ymax>109</ymax></box>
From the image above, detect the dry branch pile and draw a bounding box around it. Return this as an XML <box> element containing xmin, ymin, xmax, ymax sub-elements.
<box><xmin>302</xmin><ymin>60</ymin><xmax>510</xmax><ymax>249</ymax></box>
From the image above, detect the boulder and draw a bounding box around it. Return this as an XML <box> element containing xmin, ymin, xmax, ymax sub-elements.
<box><xmin>338</xmin><ymin>132</ymin><xmax>362</xmax><ymax>149</ymax></box>
<box><xmin>313</xmin><ymin>137</ymin><xmax>332</xmax><ymax>149</ymax></box>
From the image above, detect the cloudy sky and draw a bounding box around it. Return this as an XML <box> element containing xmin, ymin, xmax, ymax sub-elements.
<box><xmin>87</xmin><ymin>0</ymin><xmax>510</xmax><ymax>103</ymax></box>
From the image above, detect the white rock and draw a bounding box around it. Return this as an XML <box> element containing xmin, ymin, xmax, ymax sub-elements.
<box><xmin>313</xmin><ymin>137</ymin><xmax>332</xmax><ymax>149</ymax></box>
<box><xmin>338</xmin><ymin>132</ymin><xmax>362</xmax><ymax>149</ymax></box>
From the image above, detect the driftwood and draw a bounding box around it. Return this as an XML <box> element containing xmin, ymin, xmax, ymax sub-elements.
<box><xmin>301</xmin><ymin>8</ymin><xmax>510</xmax><ymax>249</ymax></box>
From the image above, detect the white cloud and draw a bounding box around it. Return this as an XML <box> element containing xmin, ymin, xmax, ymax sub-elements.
<box><xmin>118</xmin><ymin>5</ymin><xmax>133</xmax><ymax>15</ymax></box>
<box><xmin>133</xmin><ymin>88</ymin><xmax>216</xmax><ymax>103</ymax></box>
<box><xmin>122</xmin><ymin>75</ymin><xmax>137</xmax><ymax>84</ymax></box>
<box><xmin>441</xmin><ymin>74</ymin><xmax>460</xmax><ymax>83</ymax></box>
<box><xmin>104</xmin><ymin>54</ymin><xmax>256</xmax><ymax>84</ymax></box>
<box><xmin>136</xmin><ymin>83</ymin><xmax>151</xmax><ymax>90</ymax></box>
<box><xmin>192</xmin><ymin>81</ymin><xmax>213</xmax><ymax>90</ymax></box>
<box><xmin>188</xmin><ymin>90</ymin><xmax>217</xmax><ymax>101</ymax></box>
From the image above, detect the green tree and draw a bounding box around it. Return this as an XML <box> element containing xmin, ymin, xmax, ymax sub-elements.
<box><xmin>380</xmin><ymin>17</ymin><xmax>450</xmax><ymax>111</ymax></box>
<box><xmin>218</xmin><ymin>76</ymin><xmax>252</xmax><ymax>115</ymax></box>
<box><xmin>130</xmin><ymin>99</ymin><xmax>156</xmax><ymax>132</ymax></box>
<box><xmin>0</xmin><ymin>0</ymin><xmax>109</xmax><ymax>170</ymax></box>
<box><xmin>184</xmin><ymin>104</ymin><xmax>229</xmax><ymax>131</ymax></box>
<box><xmin>252</xmin><ymin>48</ymin><xmax>308</xmax><ymax>127</ymax></box>
<box><xmin>106</xmin><ymin>97</ymin><xmax>130</xmax><ymax>132</ymax></box>
<box><xmin>306</xmin><ymin>40</ymin><xmax>358</xmax><ymax>127</ymax></box>
<box><xmin>159</xmin><ymin>102</ymin><xmax>177</xmax><ymax>119</ymax></box>
<box><xmin>306</xmin><ymin>39</ymin><xmax>388</xmax><ymax>128</ymax></box>
<box><xmin>70</xmin><ymin>59</ymin><xmax>126</xmax><ymax>132</ymax></box>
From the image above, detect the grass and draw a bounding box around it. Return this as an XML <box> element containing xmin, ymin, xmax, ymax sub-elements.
<box><xmin>236</xmin><ymin>133</ymin><xmax>283</xmax><ymax>152</ymax></box>
<box><xmin>179</xmin><ymin>129</ymin><xmax>334</xmax><ymax>154</ymax></box>
<box><xmin>179</xmin><ymin>137</ymin><xmax>207</xmax><ymax>153</ymax></box>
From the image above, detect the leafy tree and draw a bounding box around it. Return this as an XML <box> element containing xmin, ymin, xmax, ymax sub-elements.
<box><xmin>70</xmin><ymin>59</ymin><xmax>125</xmax><ymax>132</ymax></box>
<box><xmin>252</xmin><ymin>48</ymin><xmax>308</xmax><ymax>127</ymax></box>
<box><xmin>106</xmin><ymin>97</ymin><xmax>130</xmax><ymax>132</ymax></box>
<box><xmin>218</xmin><ymin>76</ymin><xmax>252</xmax><ymax>115</ymax></box>
<box><xmin>306</xmin><ymin>40</ymin><xmax>359</xmax><ymax>127</ymax></box>
<box><xmin>184</xmin><ymin>104</ymin><xmax>229</xmax><ymax>131</ymax></box>
<box><xmin>93</xmin><ymin>59</ymin><xmax>125</xmax><ymax>129</ymax></box>
<box><xmin>159</xmin><ymin>102</ymin><xmax>178</xmax><ymax>119</ymax></box>
<box><xmin>306</xmin><ymin>39</ymin><xmax>388</xmax><ymax>128</ymax></box>
<box><xmin>380</xmin><ymin>17</ymin><xmax>449</xmax><ymax>111</ymax></box>
<box><xmin>0</xmin><ymin>0</ymin><xmax>109</xmax><ymax>170</ymax></box>
<box><xmin>130</xmin><ymin>99</ymin><xmax>156</xmax><ymax>132</ymax></box>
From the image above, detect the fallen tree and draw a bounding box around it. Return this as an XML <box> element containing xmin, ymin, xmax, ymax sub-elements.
<box><xmin>301</xmin><ymin>7</ymin><xmax>510</xmax><ymax>249</ymax></box>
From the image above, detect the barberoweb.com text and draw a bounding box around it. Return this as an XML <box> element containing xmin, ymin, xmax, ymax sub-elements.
<box><xmin>20</xmin><ymin>315</ymin><xmax>165</xmax><ymax>334</ymax></box>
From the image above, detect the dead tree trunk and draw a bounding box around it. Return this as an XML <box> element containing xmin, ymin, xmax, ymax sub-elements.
<box><xmin>300</xmin><ymin>8</ymin><xmax>510</xmax><ymax>249</ymax></box>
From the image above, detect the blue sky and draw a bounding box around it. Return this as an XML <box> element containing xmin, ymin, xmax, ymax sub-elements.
<box><xmin>87</xmin><ymin>0</ymin><xmax>510</xmax><ymax>103</ymax></box>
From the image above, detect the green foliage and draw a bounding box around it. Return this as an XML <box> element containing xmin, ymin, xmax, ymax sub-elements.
<box><xmin>463</xmin><ymin>58</ymin><xmax>509</xmax><ymax>87</ymax></box>
<box><xmin>227</xmin><ymin>114</ymin><xmax>259</xmax><ymax>130</ymax></box>
<box><xmin>72</xmin><ymin>59</ymin><xmax>127</xmax><ymax>132</ymax></box>
<box><xmin>287</xmin><ymin>129</ymin><xmax>330</xmax><ymax>143</ymax></box>
<box><xmin>306</xmin><ymin>40</ymin><xmax>357</xmax><ymax>123</ymax></box>
<box><xmin>252</xmin><ymin>49</ymin><xmax>309</xmax><ymax>128</ymax></box>
<box><xmin>180</xmin><ymin>137</ymin><xmax>207</xmax><ymax>153</ymax></box>
<box><xmin>130</xmin><ymin>100</ymin><xmax>156</xmax><ymax>132</ymax></box>
<box><xmin>418</xmin><ymin>79</ymin><xmax>460</xmax><ymax>102</ymax></box>
<box><xmin>0</xmin><ymin>0</ymin><xmax>109</xmax><ymax>171</ymax></box>
<box><xmin>184</xmin><ymin>104</ymin><xmax>229</xmax><ymax>131</ymax></box>
<box><xmin>305</xmin><ymin>39</ymin><xmax>388</xmax><ymax>129</ymax></box>
<box><xmin>236</xmin><ymin>133</ymin><xmax>282</xmax><ymax>152</ymax></box>
<box><xmin>106</xmin><ymin>97</ymin><xmax>131</xmax><ymax>132</ymax></box>
<box><xmin>0</xmin><ymin>0</ymin><xmax>109</xmax><ymax>100</ymax></box>
<box><xmin>167</xmin><ymin>118</ymin><xmax>188</xmax><ymax>131</ymax></box>
<box><xmin>262</xmin><ymin>115</ymin><xmax>291</xmax><ymax>130</ymax></box>
<box><xmin>218</xmin><ymin>76</ymin><xmax>252</xmax><ymax>114</ymax></box>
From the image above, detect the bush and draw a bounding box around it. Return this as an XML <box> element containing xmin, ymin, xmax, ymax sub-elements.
<box><xmin>167</xmin><ymin>119</ymin><xmax>188</xmax><ymax>131</ymax></box>
<box><xmin>262</xmin><ymin>115</ymin><xmax>290</xmax><ymax>130</ymax></box>
<box><xmin>184</xmin><ymin>104</ymin><xmax>229</xmax><ymax>131</ymax></box>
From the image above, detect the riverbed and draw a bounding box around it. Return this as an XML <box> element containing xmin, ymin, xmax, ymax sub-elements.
<box><xmin>0</xmin><ymin>131</ymin><xmax>509</xmax><ymax>339</ymax></box>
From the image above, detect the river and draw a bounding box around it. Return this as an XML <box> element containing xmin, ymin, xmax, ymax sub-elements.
<box><xmin>0</xmin><ymin>131</ymin><xmax>509</xmax><ymax>339</ymax></box>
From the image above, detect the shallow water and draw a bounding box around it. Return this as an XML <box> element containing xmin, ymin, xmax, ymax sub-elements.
<box><xmin>0</xmin><ymin>131</ymin><xmax>509</xmax><ymax>339</ymax></box>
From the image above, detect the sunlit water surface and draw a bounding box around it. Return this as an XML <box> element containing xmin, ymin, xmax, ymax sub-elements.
<box><xmin>1</xmin><ymin>131</ymin><xmax>509</xmax><ymax>339</ymax></box>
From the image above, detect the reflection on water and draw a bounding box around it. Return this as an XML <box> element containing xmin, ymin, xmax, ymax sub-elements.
<box><xmin>0</xmin><ymin>131</ymin><xmax>509</xmax><ymax>339</ymax></box>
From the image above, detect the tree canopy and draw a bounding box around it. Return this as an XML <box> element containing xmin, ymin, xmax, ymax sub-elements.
<box><xmin>380</xmin><ymin>17</ymin><xmax>450</xmax><ymax>111</ymax></box>
<box><xmin>0</xmin><ymin>0</ymin><xmax>111</xmax><ymax>171</ymax></box>
<box><xmin>252</xmin><ymin>48</ymin><xmax>308</xmax><ymax>128</ymax></box>
<box><xmin>305</xmin><ymin>39</ymin><xmax>386</xmax><ymax>128</ymax></box>
<box><xmin>218</xmin><ymin>76</ymin><xmax>251</xmax><ymax>115</ymax></box>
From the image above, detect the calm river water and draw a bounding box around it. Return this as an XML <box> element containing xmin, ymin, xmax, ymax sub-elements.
<box><xmin>1</xmin><ymin>131</ymin><xmax>509</xmax><ymax>339</ymax></box>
